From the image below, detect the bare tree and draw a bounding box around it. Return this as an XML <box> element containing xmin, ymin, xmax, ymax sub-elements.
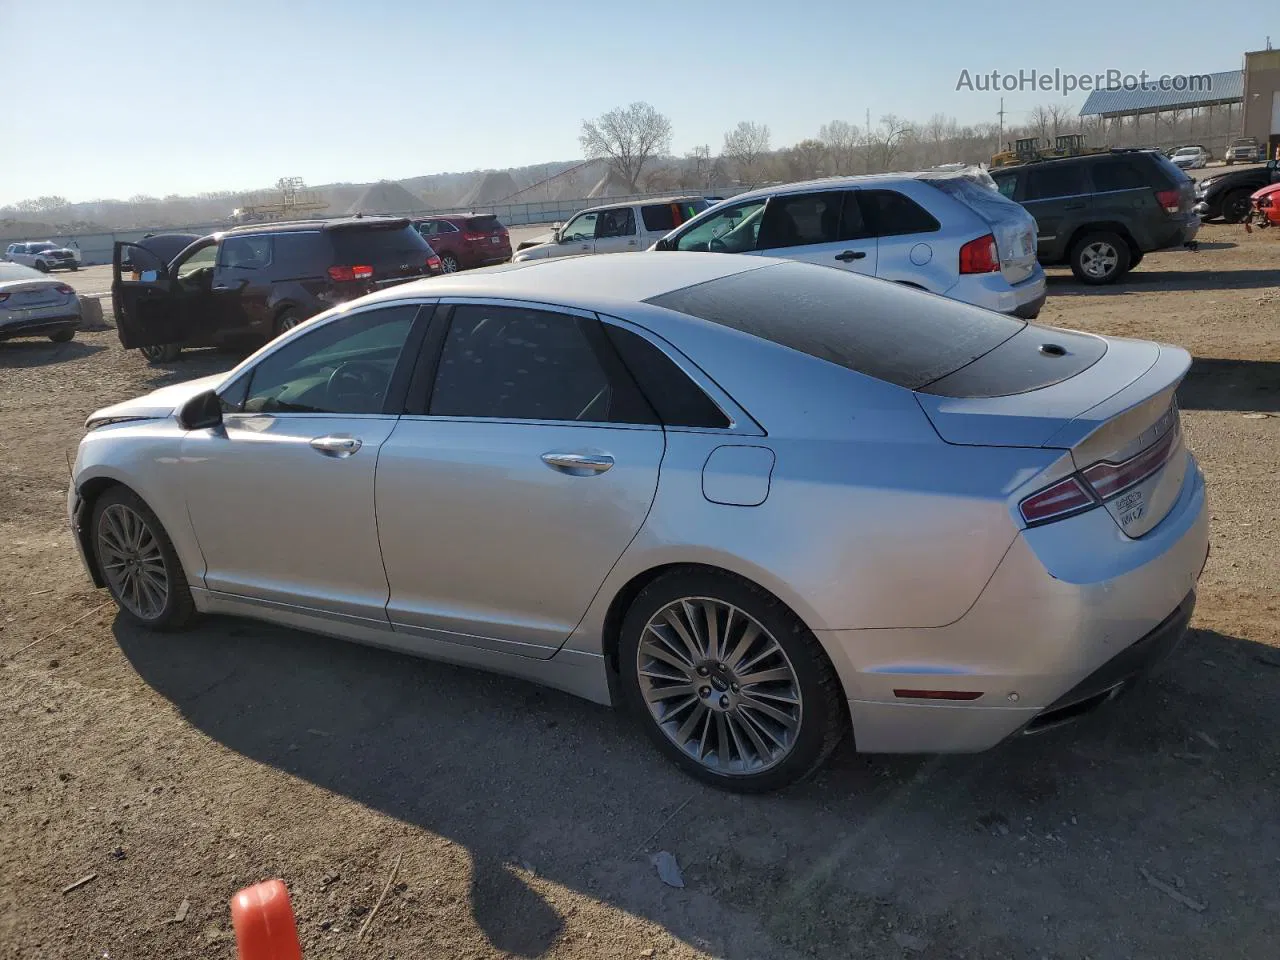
<box><xmin>579</xmin><ymin>102</ymin><xmax>673</xmax><ymax>192</ymax></box>
<box><xmin>781</xmin><ymin>138</ymin><xmax>828</xmax><ymax>180</ymax></box>
<box><xmin>1028</xmin><ymin>104</ymin><xmax>1052</xmax><ymax>145</ymax></box>
<box><xmin>683</xmin><ymin>144</ymin><xmax>720</xmax><ymax>189</ymax></box>
<box><xmin>865</xmin><ymin>115</ymin><xmax>913</xmax><ymax>172</ymax></box>
<box><xmin>722</xmin><ymin>121</ymin><xmax>772</xmax><ymax>184</ymax></box>
<box><xmin>922</xmin><ymin>113</ymin><xmax>959</xmax><ymax>165</ymax></box>
<box><xmin>1046</xmin><ymin>104</ymin><xmax>1071</xmax><ymax>141</ymax></box>
<box><xmin>818</xmin><ymin>119</ymin><xmax>860</xmax><ymax>173</ymax></box>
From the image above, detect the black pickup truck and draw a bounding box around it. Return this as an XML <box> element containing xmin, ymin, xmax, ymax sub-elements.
<box><xmin>1194</xmin><ymin>160</ymin><xmax>1280</xmax><ymax>222</ymax></box>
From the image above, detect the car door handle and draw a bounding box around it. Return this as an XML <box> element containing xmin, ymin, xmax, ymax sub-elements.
<box><xmin>310</xmin><ymin>435</ymin><xmax>362</xmax><ymax>458</ymax></box>
<box><xmin>211</xmin><ymin>279</ymin><xmax>247</xmax><ymax>292</ymax></box>
<box><xmin>834</xmin><ymin>250</ymin><xmax>867</xmax><ymax>262</ymax></box>
<box><xmin>541</xmin><ymin>451</ymin><xmax>614</xmax><ymax>475</ymax></box>
<box><xmin>1063</xmin><ymin>202</ymin><xmax>1086</xmax><ymax>210</ymax></box>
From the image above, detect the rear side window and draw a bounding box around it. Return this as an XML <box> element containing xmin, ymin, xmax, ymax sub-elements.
<box><xmin>602</xmin><ymin>323</ymin><xmax>729</xmax><ymax>428</ymax></box>
<box><xmin>859</xmin><ymin>190</ymin><xmax>940</xmax><ymax>236</ymax></box>
<box><xmin>219</xmin><ymin>235</ymin><xmax>273</xmax><ymax>270</ymax></box>
<box><xmin>757</xmin><ymin>192</ymin><xmax>842</xmax><ymax>249</ymax></box>
<box><xmin>1090</xmin><ymin>159</ymin><xmax>1148</xmax><ymax>192</ymax></box>
<box><xmin>641</xmin><ymin>204</ymin><xmax>677</xmax><ymax>232</ymax></box>
<box><xmin>1144</xmin><ymin>153</ymin><xmax>1192</xmax><ymax>186</ymax></box>
<box><xmin>330</xmin><ymin>225</ymin><xmax>430</xmax><ymax>259</ymax></box>
<box><xmin>597</xmin><ymin>207</ymin><xmax>636</xmax><ymax>238</ymax></box>
<box><xmin>271</xmin><ymin>232</ymin><xmax>328</xmax><ymax>270</ymax></box>
<box><xmin>1024</xmin><ymin>164</ymin><xmax>1087</xmax><ymax>200</ymax></box>
<box><xmin>646</xmin><ymin>261</ymin><xmax>1024</xmax><ymax>389</ymax></box>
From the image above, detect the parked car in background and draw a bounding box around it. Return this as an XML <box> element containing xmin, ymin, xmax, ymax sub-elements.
<box><xmin>1170</xmin><ymin>145</ymin><xmax>1211</xmax><ymax>169</ymax></box>
<box><xmin>1248</xmin><ymin>181</ymin><xmax>1280</xmax><ymax>229</ymax></box>
<box><xmin>411</xmin><ymin>214</ymin><xmax>511</xmax><ymax>272</ymax></box>
<box><xmin>1194</xmin><ymin>159</ymin><xmax>1280</xmax><ymax>222</ymax></box>
<box><xmin>70</xmin><ymin>253</ymin><xmax>1208</xmax><ymax>792</ymax></box>
<box><xmin>112</xmin><ymin>216</ymin><xmax>441</xmax><ymax>363</ymax></box>
<box><xmin>4</xmin><ymin>241</ymin><xmax>79</xmax><ymax>272</ymax></box>
<box><xmin>653</xmin><ymin>173</ymin><xmax>1045</xmax><ymax>317</ymax></box>
<box><xmin>513</xmin><ymin>197</ymin><xmax>709</xmax><ymax>262</ymax></box>
<box><xmin>0</xmin><ymin>261</ymin><xmax>81</xmax><ymax>343</ymax></box>
<box><xmin>990</xmin><ymin>149</ymin><xmax>1198</xmax><ymax>285</ymax></box>
<box><xmin>1224</xmin><ymin>137</ymin><xmax>1261</xmax><ymax>164</ymax></box>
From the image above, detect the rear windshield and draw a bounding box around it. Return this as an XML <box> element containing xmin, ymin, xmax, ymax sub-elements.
<box><xmin>464</xmin><ymin>215</ymin><xmax>503</xmax><ymax>233</ymax></box>
<box><xmin>646</xmin><ymin>261</ymin><xmax>1024</xmax><ymax>389</ymax></box>
<box><xmin>329</xmin><ymin>225</ymin><xmax>430</xmax><ymax>259</ymax></box>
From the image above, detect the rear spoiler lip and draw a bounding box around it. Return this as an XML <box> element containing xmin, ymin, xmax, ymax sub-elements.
<box><xmin>1041</xmin><ymin>343</ymin><xmax>1191</xmax><ymax>453</ymax></box>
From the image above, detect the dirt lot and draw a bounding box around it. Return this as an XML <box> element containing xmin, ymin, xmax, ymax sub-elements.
<box><xmin>2</xmin><ymin>225</ymin><xmax>1278</xmax><ymax>960</ymax></box>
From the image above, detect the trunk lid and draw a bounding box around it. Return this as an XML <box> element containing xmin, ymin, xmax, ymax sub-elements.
<box><xmin>328</xmin><ymin>222</ymin><xmax>434</xmax><ymax>285</ymax></box>
<box><xmin>923</xmin><ymin>172</ymin><xmax>1038</xmax><ymax>285</ymax></box>
<box><xmin>915</xmin><ymin>329</ymin><xmax>1191</xmax><ymax>537</ymax></box>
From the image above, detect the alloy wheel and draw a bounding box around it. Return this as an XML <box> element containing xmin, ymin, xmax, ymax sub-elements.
<box><xmin>1079</xmin><ymin>241</ymin><xmax>1119</xmax><ymax>280</ymax></box>
<box><xmin>441</xmin><ymin>255</ymin><xmax>459</xmax><ymax>273</ymax></box>
<box><xmin>278</xmin><ymin>313</ymin><xmax>302</xmax><ymax>332</ymax></box>
<box><xmin>97</xmin><ymin>503</ymin><xmax>169</xmax><ymax>621</ymax></box>
<box><xmin>636</xmin><ymin>597</ymin><xmax>802</xmax><ymax>775</ymax></box>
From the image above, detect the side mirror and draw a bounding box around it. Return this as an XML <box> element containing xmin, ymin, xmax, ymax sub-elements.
<box><xmin>178</xmin><ymin>389</ymin><xmax>224</xmax><ymax>431</ymax></box>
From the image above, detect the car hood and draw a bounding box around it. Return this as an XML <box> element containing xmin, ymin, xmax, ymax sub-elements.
<box><xmin>86</xmin><ymin>373</ymin><xmax>226</xmax><ymax>426</ymax></box>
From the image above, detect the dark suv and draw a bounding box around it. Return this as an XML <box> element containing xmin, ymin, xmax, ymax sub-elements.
<box><xmin>411</xmin><ymin>214</ymin><xmax>512</xmax><ymax>272</ymax></box>
<box><xmin>113</xmin><ymin>217</ymin><xmax>442</xmax><ymax>362</ymax></box>
<box><xmin>990</xmin><ymin>150</ymin><xmax>1198</xmax><ymax>285</ymax></box>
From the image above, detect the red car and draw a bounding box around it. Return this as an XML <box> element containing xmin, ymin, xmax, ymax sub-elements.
<box><xmin>1249</xmin><ymin>182</ymin><xmax>1280</xmax><ymax>229</ymax></box>
<box><xmin>411</xmin><ymin>214</ymin><xmax>511</xmax><ymax>272</ymax></box>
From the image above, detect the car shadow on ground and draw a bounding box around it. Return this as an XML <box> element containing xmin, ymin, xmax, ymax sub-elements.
<box><xmin>116</xmin><ymin>615</ymin><xmax>1280</xmax><ymax>958</ymax></box>
<box><xmin>1046</xmin><ymin>266</ymin><xmax>1279</xmax><ymax>295</ymax></box>
<box><xmin>1178</xmin><ymin>357</ymin><xmax>1280</xmax><ymax>413</ymax></box>
<box><xmin>0</xmin><ymin>339</ymin><xmax>105</xmax><ymax>366</ymax></box>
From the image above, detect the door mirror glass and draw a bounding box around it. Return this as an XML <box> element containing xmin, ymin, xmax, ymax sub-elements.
<box><xmin>178</xmin><ymin>390</ymin><xmax>224</xmax><ymax>430</ymax></box>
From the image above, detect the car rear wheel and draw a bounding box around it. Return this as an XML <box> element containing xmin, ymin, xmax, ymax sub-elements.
<box><xmin>140</xmin><ymin>343</ymin><xmax>180</xmax><ymax>363</ymax></box>
<box><xmin>1129</xmin><ymin>249</ymin><xmax>1144</xmax><ymax>268</ymax></box>
<box><xmin>35</xmin><ymin>260</ymin><xmax>49</xmax><ymax>273</ymax></box>
<box><xmin>1070</xmin><ymin>231</ymin><xmax>1130</xmax><ymax>285</ymax></box>
<box><xmin>274</xmin><ymin>309</ymin><xmax>302</xmax><ymax>337</ymax></box>
<box><xmin>619</xmin><ymin>567</ymin><xmax>846</xmax><ymax>792</ymax></box>
<box><xmin>440</xmin><ymin>253</ymin><xmax>460</xmax><ymax>273</ymax></box>
<box><xmin>49</xmin><ymin>329</ymin><xmax>75</xmax><ymax>343</ymax></box>
<box><xmin>1221</xmin><ymin>190</ymin><xmax>1254</xmax><ymax>224</ymax></box>
<box><xmin>92</xmin><ymin>486</ymin><xmax>196</xmax><ymax>631</ymax></box>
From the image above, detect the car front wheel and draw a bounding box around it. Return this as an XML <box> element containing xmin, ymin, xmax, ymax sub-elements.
<box><xmin>619</xmin><ymin>568</ymin><xmax>847</xmax><ymax>792</ymax></box>
<box><xmin>92</xmin><ymin>486</ymin><xmax>196</xmax><ymax>630</ymax></box>
<box><xmin>140</xmin><ymin>343</ymin><xmax>180</xmax><ymax>363</ymax></box>
<box><xmin>1220</xmin><ymin>190</ymin><xmax>1254</xmax><ymax>224</ymax></box>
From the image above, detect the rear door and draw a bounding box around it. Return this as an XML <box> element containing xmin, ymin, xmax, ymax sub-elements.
<box><xmin>1086</xmin><ymin>157</ymin><xmax>1159</xmax><ymax>244</ymax></box>
<box><xmin>753</xmin><ymin>190</ymin><xmax>876</xmax><ymax>275</ymax></box>
<box><xmin>859</xmin><ymin>188</ymin><xmax>943</xmax><ymax>287</ymax></box>
<box><xmin>111</xmin><ymin>241</ymin><xmax>185</xmax><ymax>348</ymax></box>
<box><xmin>592</xmin><ymin>206</ymin><xmax>640</xmax><ymax>254</ymax></box>
<box><xmin>1019</xmin><ymin>161</ymin><xmax>1090</xmax><ymax>262</ymax></box>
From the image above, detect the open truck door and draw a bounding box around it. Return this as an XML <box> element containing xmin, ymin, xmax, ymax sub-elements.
<box><xmin>112</xmin><ymin>241</ymin><xmax>186</xmax><ymax>349</ymax></box>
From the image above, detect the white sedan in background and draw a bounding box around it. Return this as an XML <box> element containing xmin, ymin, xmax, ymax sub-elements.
<box><xmin>0</xmin><ymin>261</ymin><xmax>81</xmax><ymax>343</ymax></box>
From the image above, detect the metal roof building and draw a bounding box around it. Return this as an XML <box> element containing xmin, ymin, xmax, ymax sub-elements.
<box><xmin>1079</xmin><ymin>70</ymin><xmax>1243</xmax><ymax>117</ymax></box>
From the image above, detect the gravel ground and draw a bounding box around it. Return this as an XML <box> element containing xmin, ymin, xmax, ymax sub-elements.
<box><xmin>2</xmin><ymin>224</ymin><xmax>1278</xmax><ymax>960</ymax></box>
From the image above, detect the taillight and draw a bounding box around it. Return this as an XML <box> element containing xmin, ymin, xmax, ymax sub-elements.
<box><xmin>327</xmin><ymin>265</ymin><xmax>374</xmax><ymax>282</ymax></box>
<box><xmin>1018</xmin><ymin>476</ymin><xmax>1096</xmax><ymax>525</ymax></box>
<box><xmin>427</xmin><ymin>255</ymin><xmax>442</xmax><ymax>271</ymax></box>
<box><xmin>55</xmin><ymin>284</ymin><xmax>75</xmax><ymax>295</ymax></box>
<box><xmin>1154</xmin><ymin>188</ymin><xmax>1181</xmax><ymax>214</ymax></box>
<box><xmin>462</xmin><ymin>232</ymin><xmax>488</xmax><ymax>242</ymax></box>
<box><xmin>959</xmin><ymin>234</ymin><xmax>999</xmax><ymax>274</ymax></box>
<box><xmin>1081</xmin><ymin>427</ymin><xmax>1179</xmax><ymax>500</ymax></box>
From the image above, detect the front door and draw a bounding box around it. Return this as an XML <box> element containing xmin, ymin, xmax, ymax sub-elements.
<box><xmin>211</xmin><ymin>233</ymin><xmax>274</xmax><ymax>341</ymax></box>
<box><xmin>180</xmin><ymin>302</ymin><xmax>427</xmax><ymax>621</ymax></box>
<box><xmin>111</xmin><ymin>241</ymin><xmax>182</xmax><ymax>349</ymax></box>
<box><xmin>555</xmin><ymin>210</ymin><xmax>598</xmax><ymax>257</ymax></box>
<box><xmin>376</xmin><ymin>301</ymin><xmax>665</xmax><ymax>656</ymax></box>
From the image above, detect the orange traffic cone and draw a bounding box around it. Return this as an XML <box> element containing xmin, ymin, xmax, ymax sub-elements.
<box><xmin>230</xmin><ymin>879</ymin><xmax>303</xmax><ymax>960</ymax></box>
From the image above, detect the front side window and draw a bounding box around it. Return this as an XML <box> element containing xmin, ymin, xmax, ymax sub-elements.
<box><xmin>219</xmin><ymin>235</ymin><xmax>272</xmax><ymax>270</ymax></box>
<box><xmin>993</xmin><ymin>174</ymin><xmax>1018</xmax><ymax>200</ymax></box>
<box><xmin>596</xmin><ymin>207</ymin><xmax>636</xmax><ymax>238</ymax></box>
<box><xmin>757</xmin><ymin>192</ymin><xmax>843</xmax><ymax>250</ymax></box>
<box><xmin>174</xmin><ymin>243</ymin><xmax>217</xmax><ymax>280</ymax></box>
<box><xmin>672</xmin><ymin>199</ymin><xmax>767</xmax><ymax>253</ymax></box>
<box><xmin>560</xmin><ymin>213</ymin><xmax>598</xmax><ymax>243</ymax></box>
<box><xmin>241</xmin><ymin>304</ymin><xmax>419</xmax><ymax>415</ymax></box>
<box><xmin>1024</xmin><ymin>164</ymin><xmax>1087</xmax><ymax>201</ymax></box>
<box><xmin>429</xmin><ymin>305</ymin><xmax>652</xmax><ymax>424</ymax></box>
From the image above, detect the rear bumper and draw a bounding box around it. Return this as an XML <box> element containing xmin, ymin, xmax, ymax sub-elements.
<box><xmin>824</xmin><ymin>455</ymin><xmax>1209</xmax><ymax>753</ymax></box>
<box><xmin>944</xmin><ymin>263</ymin><xmax>1047</xmax><ymax>317</ymax></box>
<box><xmin>1143</xmin><ymin>216</ymin><xmax>1200</xmax><ymax>251</ymax></box>
<box><xmin>0</xmin><ymin>314</ymin><xmax>80</xmax><ymax>340</ymax></box>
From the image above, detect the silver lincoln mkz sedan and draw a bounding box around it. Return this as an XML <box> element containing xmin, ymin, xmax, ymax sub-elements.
<box><xmin>70</xmin><ymin>254</ymin><xmax>1209</xmax><ymax>792</ymax></box>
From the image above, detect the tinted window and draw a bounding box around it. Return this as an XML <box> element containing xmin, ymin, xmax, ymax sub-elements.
<box><xmin>602</xmin><ymin>323</ymin><xmax>729</xmax><ymax>428</ymax></box>
<box><xmin>435</xmin><ymin>220</ymin><xmax>459</xmax><ymax>234</ymax></box>
<box><xmin>329</xmin><ymin>225</ymin><xmax>430</xmax><ymax>259</ymax></box>
<box><xmin>993</xmin><ymin>174</ymin><xmax>1018</xmax><ymax>199</ymax></box>
<box><xmin>838</xmin><ymin>191</ymin><xmax>873</xmax><ymax>241</ymax></box>
<box><xmin>859</xmin><ymin>190</ymin><xmax>941</xmax><ymax>236</ymax></box>
<box><xmin>1090</xmin><ymin>159</ymin><xmax>1148</xmax><ymax>192</ymax></box>
<box><xmin>597</xmin><ymin>207</ymin><xmax>636</xmax><ymax>238</ymax></box>
<box><xmin>674</xmin><ymin>199</ymin><xmax>767</xmax><ymax>252</ymax></box>
<box><xmin>219</xmin><ymin>235</ymin><xmax>272</xmax><ymax>270</ymax></box>
<box><xmin>463</xmin><ymin>215</ymin><xmax>501</xmax><ymax>233</ymax></box>
<box><xmin>242</xmin><ymin>305</ymin><xmax>419</xmax><ymax>415</ymax></box>
<box><xmin>646</xmin><ymin>261</ymin><xmax>1024</xmax><ymax>389</ymax></box>
<box><xmin>271</xmin><ymin>232</ymin><xmax>328</xmax><ymax>270</ymax></box>
<box><xmin>430</xmin><ymin>305</ymin><xmax>654</xmax><ymax>423</ymax></box>
<box><xmin>757</xmin><ymin>192</ymin><xmax>842</xmax><ymax>250</ymax></box>
<box><xmin>1024</xmin><ymin>164</ymin><xmax>1087</xmax><ymax>201</ymax></box>
<box><xmin>1145</xmin><ymin>153</ymin><xmax>1192</xmax><ymax>186</ymax></box>
<box><xmin>641</xmin><ymin>203</ymin><xmax>677</xmax><ymax>232</ymax></box>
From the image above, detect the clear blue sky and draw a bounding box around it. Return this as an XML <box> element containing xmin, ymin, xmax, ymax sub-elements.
<box><xmin>1</xmin><ymin>0</ymin><xmax>1271</xmax><ymax>205</ymax></box>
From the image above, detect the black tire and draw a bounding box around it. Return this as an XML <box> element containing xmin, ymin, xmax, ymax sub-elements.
<box><xmin>1220</xmin><ymin>190</ymin><xmax>1254</xmax><ymax>224</ymax></box>
<box><xmin>439</xmin><ymin>253</ymin><xmax>460</xmax><ymax>273</ymax></box>
<box><xmin>618</xmin><ymin>567</ymin><xmax>847</xmax><ymax>793</ymax></box>
<box><xmin>139</xmin><ymin>343</ymin><xmax>180</xmax><ymax>363</ymax></box>
<box><xmin>49</xmin><ymin>329</ymin><xmax>75</xmax><ymax>343</ymax></box>
<box><xmin>274</xmin><ymin>308</ymin><xmax>302</xmax><ymax>338</ymax></box>
<box><xmin>1128</xmin><ymin>249</ymin><xmax>1144</xmax><ymax>268</ymax></box>
<box><xmin>91</xmin><ymin>486</ymin><xmax>197</xmax><ymax>631</ymax></box>
<box><xmin>1069</xmin><ymin>231</ymin><xmax>1131</xmax><ymax>285</ymax></box>
<box><xmin>69</xmin><ymin>264</ymin><xmax>79</xmax><ymax>271</ymax></box>
<box><xmin>35</xmin><ymin>260</ymin><xmax>49</xmax><ymax>273</ymax></box>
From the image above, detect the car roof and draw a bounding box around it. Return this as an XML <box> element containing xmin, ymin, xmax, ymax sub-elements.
<box><xmin>579</xmin><ymin>196</ymin><xmax>706</xmax><ymax>213</ymax></box>
<box><xmin>360</xmin><ymin>251</ymin><xmax>768</xmax><ymax>312</ymax></box>
<box><xmin>224</xmin><ymin>216</ymin><xmax>410</xmax><ymax>237</ymax></box>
